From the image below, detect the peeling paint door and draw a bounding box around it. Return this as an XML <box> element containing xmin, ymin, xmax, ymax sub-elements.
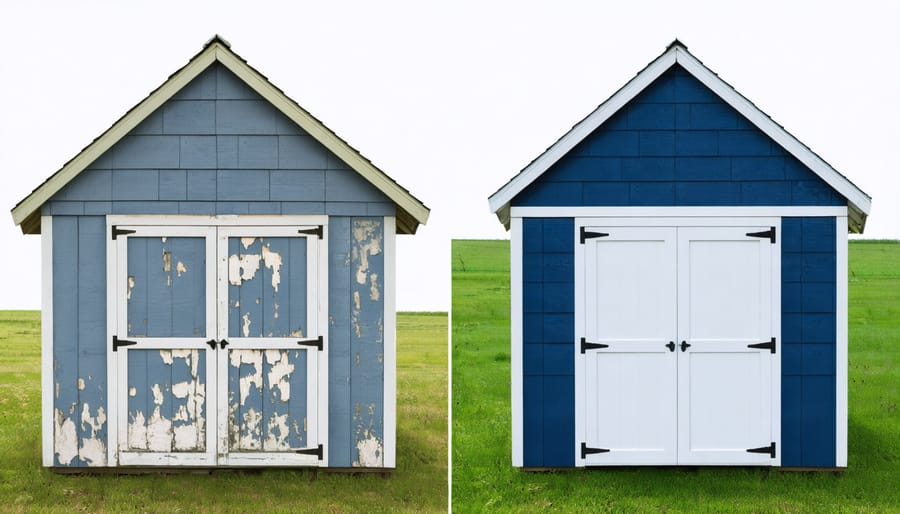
<box><xmin>113</xmin><ymin>227</ymin><xmax>218</xmax><ymax>466</ymax></box>
<box><xmin>215</xmin><ymin>227</ymin><xmax>324</xmax><ymax>466</ymax></box>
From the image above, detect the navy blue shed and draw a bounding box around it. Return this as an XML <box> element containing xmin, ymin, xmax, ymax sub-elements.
<box><xmin>488</xmin><ymin>41</ymin><xmax>870</xmax><ymax>469</ymax></box>
<box><xmin>12</xmin><ymin>36</ymin><xmax>429</xmax><ymax>470</ymax></box>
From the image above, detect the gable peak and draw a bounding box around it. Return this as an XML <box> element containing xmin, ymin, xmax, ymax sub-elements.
<box><xmin>204</xmin><ymin>34</ymin><xmax>231</xmax><ymax>49</ymax></box>
<box><xmin>666</xmin><ymin>39</ymin><xmax>688</xmax><ymax>52</ymax></box>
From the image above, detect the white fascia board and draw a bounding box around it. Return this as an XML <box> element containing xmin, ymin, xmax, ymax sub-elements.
<box><xmin>672</xmin><ymin>48</ymin><xmax>871</xmax><ymax>216</ymax></box>
<box><xmin>11</xmin><ymin>47</ymin><xmax>218</xmax><ymax>229</ymax></box>
<box><xmin>509</xmin><ymin>217</ymin><xmax>524</xmax><ymax>467</ymax></box>
<box><xmin>487</xmin><ymin>50</ymin><xmax>678</xmax><ymax>214</ymax></box>
<box><xmin>835</xmin><ymin>216</ymin><xmax>848</xmax><ymax>467</ymax></box>
<box><xmin>512</xmin><ymin>206</ymin><xmax>848</xmax><ymax>219</ymax></box>
<box><xmin>107</xmin><ymin>214</ymin><xmax>329</xmax><ymax>227</ymax></box>
<box><xmin>383</xmin><ymin>217</ymin><xmax>397</xmax><ymax>468</ymax></box>
<box><xmin>41</xmin><ymin>216</ymin><xmax>54</xmax><ymax>467</ymax></box>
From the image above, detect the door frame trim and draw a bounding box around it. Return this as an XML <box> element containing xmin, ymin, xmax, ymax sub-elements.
<box><xmin>573</xmin><ymin>215</ymin><xmax>781</xmax><ymax>467</ymax></box>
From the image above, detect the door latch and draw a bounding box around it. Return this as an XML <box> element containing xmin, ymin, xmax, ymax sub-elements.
<box><xmin>680</xmin><ymin>341</ymin><xmax>691</xmax><ymax>352</ymax></box>
<box><xmin>666</xmin><ymin>341</ymin><xmax>675</xmax><ymax>352</ymax></box>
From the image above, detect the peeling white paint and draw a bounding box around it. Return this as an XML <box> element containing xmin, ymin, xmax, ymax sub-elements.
<box><xmin>354</xmin><ymin>431</ymin><xmax>384</xmax><ymax>467</ymax></box>
<box><xmin>264</xmin><ymin>413</ymin><xmax>291</xmax><ymax>451</ymax></box>
<box><xmin>242</xmin><ymin>312</ymin><xmax>252</xmax><ymax>337</ymax></box>
<box><xmin>174</xmin><ymin>424</ymin><xmax>199</xmax><ymax>451</ymax></box>
<box><xmin>228</xmin><ymin>253</ymin><xmax>262</xmax><ymax>286</ymax></box>
<box><xmin>54</xmin><ymin>409</ymin><xmax>78</xmax><ymax>465</ymax></box>
<box><xmin>151</xmin><ymin>383</ymin><xmax>164</xmax><ymax>406</ymax></box>
<box><xmin>129</xmin><ymin>387</ymin><xmax>136</xmax><ymax>397</ymax></box>
<box><xmin>79</xmin><ymin>403</ymin><xmax>107</xmax><ymax>466</ymax></box>
<box><xmin>267</xmin><ymin>351</ymin><xmax>295</xmax><ymax>402</ymax></box>
<box><xmin>127</xmin><ymin>276</ymin><xmax>135</xmax><ymax>301</ymax></box>
<box><xmin>240</xmin><ymin>407</ymin><xmax>263</xmax><ymax>450</ymax></box>
<box><xmin>176</xmin><ymin>261</ymin><xmax>188</xmax><ymax>277</ymax></box>
<box><xmin>369</xmin><ymin>273</ymin><xmax>380</xmax><ymax>301</ymax></box>
<box><xmin>146</xmin><ymin>406</ymin><xmax>173</xmax><ymax>452</ymax></box>
<box><xmin>163</xmin><ymin>251</ymin><xmax>173</xmax><ymax>286</ymax></box>
<box><xmin>77</xmin><ymin>378</ymin><xmax>85</xmax><ymax>391</ymax></box>
<box><xmin>161</xmin><ymin>237</ymin><xmax>167</xmax><ymax>243</ymax></box>
<box><xmin>353</xmin><ymin>220</ymin><xmax>382</xmax><ymax>285</ymax></box>
<box><xmin>261</xmin><ymin>244</ymin><xmax>283</xmax><ymax>292</ymax></box>
<box><xmin>55</xmin><ymin>383</ymin><xmax>60</xmax><ymax>399</ymax></box>
<box><xmin>241</xmin><ymin>237</ymin><xmax>256</xmax><ymax>249</ymax></box>
<box><xmin>160</xmin><ymin>349</ymin><xmax>173</xmax><ymax>365</ymax></box>
<box><xmin>128</xmin><ymin>411</ymin><xmax>147</xmax><ymax>450</ymax></box>
<box><xmin>353</xmin><ymin>291</ymin><xmax>361</xmax><ymax>311</ymax></box>
<box><xmin>232</xmin><ymin>350</ymin><xmax>264</xmax><ymax>406</ymax></box>
<box><xmin>290</xmin><ymin>328</ymin><xmax>304</xmax><ymax>338</ymax></box>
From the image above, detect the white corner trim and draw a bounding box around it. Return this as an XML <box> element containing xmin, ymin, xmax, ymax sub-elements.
<box><xmin>316</xmin><ymin>221</ymin><xmax>330</xmax><ymax>467</ymax></box>
<box><xmin>488</xmin><ymin>44</ymin><xmax>870</xmax><ymax>221</ymax></box>
<box><xmin>40</xmin><ymin>216</ymin><xmax>54</xmax><ymax>467</ymax></box>
<box><xmin>835</xmin><ymin>217</ymin><xmax>848</xmax><ymax>467</ymax></box>
<box><xmin>770</xmin><ymin>218</ymin><xmax>783</xmax><ymax>467</ymax></box>
<box><xmin>105</xmin><ymin>217</ymin><xmax>119</xmax><ymax>466</ymax></box>
<box><xmin>510</xmin><ymin>217</ymin><xmax>524</xmax><ymax>467</ymax></box>
<box><xmin>383</xmin><ymin>217</ymin><xmax>397</xmax><ymax>468</ymax></box>
<box><xmin>511</xmin><ymin>206</ymin><xmax>849</xmax><ymax>219</ymax></box>
<box><xmin>573</xmin><ymin>219</ymin><xmax>585</xmax><ymax>467</ymax></box>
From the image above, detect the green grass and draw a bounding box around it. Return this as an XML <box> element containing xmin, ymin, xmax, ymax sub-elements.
<box><xmin>451</xmin><ymin>239</ymin><xmax>900</xmax><ymax>513</ymax></box>
<box><xmin>0</xmin><ymin>311</ymin><xmax>447</xmax><ymax>513</ymax></box>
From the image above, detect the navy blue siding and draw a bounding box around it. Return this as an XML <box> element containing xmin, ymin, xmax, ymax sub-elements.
<box><xmin>522</xmin><ymin>217</ymin><xmax>575</xmax><ymax>467</ymax></box>
<box><xmin>513</xmin><ymin>66</ymin><xmax>846</xmax><ymax>209</ymax></box>
<box><xmin>781</xmin><ymin>217</ymin><xmax>836</xmax><ymax>467</ymax></box>
<box><xmin>512</xmin><ymin>65</ymin><xmax>844</xmax><ymax>467</ymax></box>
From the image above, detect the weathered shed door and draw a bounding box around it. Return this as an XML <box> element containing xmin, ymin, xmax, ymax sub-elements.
<box><xmin>112</xmin><ymin>223</ymin><xmax>325</xmax><ymax>466</ymax></box>
<box><xmin>580</xmin><ymin>224</ymin><xmax>777</xmax><ymax>465</ymax></box>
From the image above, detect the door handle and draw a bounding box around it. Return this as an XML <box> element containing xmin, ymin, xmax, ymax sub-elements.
<box><xmin>206</xmin><ymin>339</ymin><xmax>217</xmax><ymax>350</ymax></box>
<box><xmin>666</xmin><ymin>341</ymin><xmax>675</xmax><ymax>352</ymax></box>
<box><xmin>680</xmin><ymin>341</ymin><xmax>691</xmax><ymax>352</ymax></box>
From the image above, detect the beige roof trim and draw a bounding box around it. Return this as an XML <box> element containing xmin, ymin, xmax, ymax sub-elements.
<box><xmin>488</xmin><ymin>41</ymin><xmax>871</xmax><ymax>233</ymax></box>
<box><xmin>12</xmin><ymin>37</ymin><xmax>429</xmax><ymax>234</ymax></box>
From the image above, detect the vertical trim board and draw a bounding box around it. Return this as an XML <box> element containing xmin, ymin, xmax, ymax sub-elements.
<box><xmin>510</xmin><ymin>217</ymin><xmax>523</xmax><ymax>467</ymax></box>
<box><xmin>382</xmin><ymin>217</ymin><xmax>397</xmax><ymax>468</ymax></box>
<box><xmin>835</xmin><ymin>217</ymin><xmax>848</xmax><ymax>467</ymax></box>
<box><xmin>41</xmin><ymin>216</ymin><xmax>54</xmax><ymax>467</ymax></box>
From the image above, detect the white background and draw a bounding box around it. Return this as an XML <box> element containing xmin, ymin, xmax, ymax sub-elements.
<box><xmin>2</xmin><ymin>1</ymin><xmax>897</xmax><ymax>311</ymax></box>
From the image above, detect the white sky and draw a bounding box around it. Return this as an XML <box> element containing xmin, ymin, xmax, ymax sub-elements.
<box><xmin>1</xmin><ymin>1</ymin><xmax>898</xmax><ymax>311</ymax></box>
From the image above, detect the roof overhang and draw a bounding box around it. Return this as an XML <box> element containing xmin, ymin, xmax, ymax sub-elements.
<box><xmin>488</xmin><ymin>40</ymin><xmax>871</xmax><ymax>233</ymax></box>
<box><xmin>12</xmin><ymin>35</ymin><xmax>429</xmax><ymax>234</ymax></box>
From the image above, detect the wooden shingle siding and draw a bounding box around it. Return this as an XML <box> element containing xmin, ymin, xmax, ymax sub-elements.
<box><xmin>781</xmin><ymin>217</ymin><xmax>837</xmax><ymax>467</ymax></box>
<box><xmin>522</xmin><ymin>218</ymin><xmax>575</xmax><ymax>467</ymax></box>
<box><xmin>513</xmin><ymin>66</ymin><xmax>845</xmax><ymax>209</ymax></box>
<box><xmin>46</xmin><ymin>63</ymin><xmax>395</xmax><ymax>218</ymax></box>
<box><xmin>52</xmin><ymin>216</ymin><xmax>107</xmax><ymax>467</ymax></box>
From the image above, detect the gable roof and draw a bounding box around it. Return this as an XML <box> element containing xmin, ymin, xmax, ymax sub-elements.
<box><xmin>11</xmin><ymin>35</ymin><xmax>429</xmax><ymax>235</ymax></box>
<box><xmin>488</xmin><ymin>40</ymin><xmax>871</xmax><ymax>233</ymax></box>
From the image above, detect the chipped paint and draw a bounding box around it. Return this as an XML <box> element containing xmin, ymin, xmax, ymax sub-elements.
<box><xmin>264</xmin><ymin>413</ymin><xmax>291</xmax><ymax>451</ymax></box>
<box><xmin>369</xmin><ymin>273</ymin><xmax>380</xmax><ymax>301</ymax></box>
<box><xmin>289</xmin><ymin>328</ymin><xmax>304</xmax><ymax>338</ymax></box>
<box><xmin>175</xmin><ymin>261</ymin><xmax>188</xmax><ymax>277</ymax></box>
<box><xmin>352</xmin><ymin>220</ymin><xmax>382</xmax><ymax>285</ymax></box>
<box><xmin>78</xmin><ymin>403</ymin><xmax>107</xmax><ymax>466</ymax></box>
<box><xmin>163</xmin><ymin>250</ymin><xmax>172</xmax><ymax>286</ymax></box>
<box><xmin>240</xmin><ymin>407</ymin><xmax>263</xmax><ymax>450</ymax></box>
<box><xmin>55</xmin><ymin>383</ymin><xmax>60</xmax><ymax>399</ymax></box>
<box><xmin>354</xmin><ymin>431</ymin><xmax>384</xmax><ymax>467</ymax></box>
<box><xmin>160</xmin><ymin>349</ymin><xmax>173</xmax><ymax>365</ymax></box>
<box><xmin>261</xmin><ymin>244</ymin><xmax>283</xmax><ymax>292</ymax></box>
<box><xmin>77</xmin><ymin>378</ymin><xmax>85</xmax><ymax>391</ymax></box>
<box><xmin>127</xmin><ymin>276</ymin><xmax>135</xmax><ymax>301</ymax></box>
<box><xmin>129</xmin><ymin>386</ymin><xmax>136</xmax><ymax>397</ymax></box>
<box><xmin>242</xmin><ymin>312</ymin><xmax>252</xmax><ymax>337</ymax></box>
<box><xmin>241</xmin><ymin>237</ymin><xmax>256</xmax><ymax>249</ymax></box>
<box><xmin>231</xmin><ymin>349</ymin><xmax>264</xmax><ymax>406</ymax></box>
<box><xmin>54</xmin><ymin>409</ymin><xmax>78</xmax><ymax>465</ymax></box>
<box><xmin>128</xmin><ymin>411</ymin><xmax>147</xmax><ymax>449</ymax></box>
<box><xmin>228</xmin><ymin>253</ymin><xmax>262</xmax><ymax>286</ymax></box>
<box><xmin>161</xmin><ymin>237</ymin><xmax>167</xmax><ymax>243</ymax></box>
<box><xmin>266</xmin><ymin>350</ymin><xmax>295</xmax><ymax>402</ymax></box>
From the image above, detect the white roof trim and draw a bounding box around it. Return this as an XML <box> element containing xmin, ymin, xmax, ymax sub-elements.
<box><xmin>12</xmin><ymin>37</ymin><xmax>429</xmax><ymax>234</ymax></box>
<box><xmin>488</xmin><ymin>42</ymin><xmax>871</xmax><ymax>232</ymax></box>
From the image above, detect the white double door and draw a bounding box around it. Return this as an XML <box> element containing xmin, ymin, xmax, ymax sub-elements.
<box><xmin>579</xmin><ymin>224</ymin><xmax>778</xmax><ymax>465</ymax></box>
<box><xmin>109</xmin><ymin>221</ymin><xmax>327</xmax><ymax>466</ymax></box>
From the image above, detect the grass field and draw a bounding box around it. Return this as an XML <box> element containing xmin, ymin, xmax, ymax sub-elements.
<box><xmin>451</xmin><ymin>239</ymin><xmax>900</xmax><ymax>513</ymax></box>
<box><xmin>0</xmin><ymin>311</ymin><xmax>447</xmax><ymax>513</ymax></box>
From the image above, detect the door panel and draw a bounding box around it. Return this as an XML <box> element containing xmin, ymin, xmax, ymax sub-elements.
<box><xmin>677</xmin><ymin>227</ymin><xmax>774</xmax><ymax>464</ymax></box>
<box><xmin>115</xmin><ymin>228</ymin><xmax>218</xmax><ymax>466</ymax></box>
<box><xmin>583</xmin><ymin>227</ymin><xmax>677</xmax><ymax>464</ymax></box>
<box><xmin>217</xmin><ymin>228</ymin><xmax>321</xmax><ymax>465</ymax></box>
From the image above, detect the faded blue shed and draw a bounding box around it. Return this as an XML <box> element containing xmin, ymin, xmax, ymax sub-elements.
<box><xmin>12</xmin><ymin>36</ymin><xmax>429</xmax><ymax>470</ymax></box>
<box><xmin>489</xmin><ymin>40</ymin><xmax>870</xmax><ymax>469</ymax></box>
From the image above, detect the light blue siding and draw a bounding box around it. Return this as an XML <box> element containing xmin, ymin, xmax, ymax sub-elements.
<box><xmin>327</xmin><ymin>217</ymin><xmax>353</xmax><ymax>466</ymax></box>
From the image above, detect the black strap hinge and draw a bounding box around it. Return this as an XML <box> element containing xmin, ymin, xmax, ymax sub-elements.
<box><xmin>580</xmin><ymin>337</ymin><xmax>609</xmax><ymax>354</ymax></box>
<box><xmin>581</xmin><ymin>442</ymin><xmax>610</xmax><ymax>459</ymax></box>
<box><xmin>111</xmin><ymin>226</ymin><xmax>136</xmax><ymax>240</ymax></box>
<box><xmin>746</xmin><ymin>442</ymin><xmax>776</xmax><ymax>458</ymax></box>
<box><xmin>297</xmin><ymin>335</ymin><xmax>324</xmax><ymax>351</ymax></box>
<box><xmin>746</xmin><ymin>227</ymin><xmax>776</xmax><ymax>244</ymax></box>
<box><xmin>296</xmin><ymin>444</ymin><xmax>323</xmax><ymax>460</ymax></box>
<box><xmin>748</xmin><ymin>337</ymin><xmax>777</xmax><ymax>354</ymax></box>
<box><xmin>112</xmin><ymin>335</ymin><xmax>137</xmax><ymax>351</ymax></box>
<box><xmin>298</xmin><ymin>226</ymin><xmax>323</xmax><ymax>239</ymax></box>
<box><xmin>580</xmin><ymin>227</ymin><xmax>609</xmax><ymax>244</ymax></box>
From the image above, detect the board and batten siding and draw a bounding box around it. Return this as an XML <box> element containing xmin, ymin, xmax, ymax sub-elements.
<box><xmin>47</xmin><ymin>63</ymin><xmax>391</xmax><ymax>467</ymax></box>
<box><xmin>512</xmin><ymin>65</ymin><xmax>845</xmax><ymax>468</ymax></box>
